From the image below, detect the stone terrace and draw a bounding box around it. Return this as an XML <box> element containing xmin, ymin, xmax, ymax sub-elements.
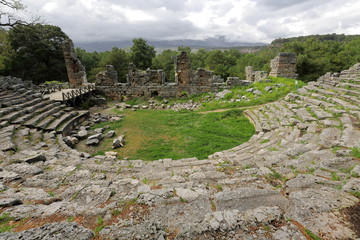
<box><xmin>1</xmin><ymin>64</ymin><xmax>360</xmax><ymax>239</ymax></box>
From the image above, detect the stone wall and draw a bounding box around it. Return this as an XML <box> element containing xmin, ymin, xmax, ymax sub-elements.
<box><xmin>96</xmin><ymin>65</ymin><xmax>118</xmax><ymax>86</ymax></box>
<box><xmin>269</xmin><ymin>52</ymin><xmax>298</xmax><ymax>79</ymax></box>
<box><xmin>245</xmin><ymin>66</ymin><xmax>268</xmax><ymax>82</ymax></box>
<box><xmin>97</xmin><ymin>51</ymin><xmax>249</xmax><ymax>99</ymax></box>
<box><xmin>63</xmin><ymin>39</ymin><xmax>87</xmax><ymax>87</ymax></box>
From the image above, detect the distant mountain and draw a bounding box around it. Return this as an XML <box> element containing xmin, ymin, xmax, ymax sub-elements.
<box><xmin>75</xmin><ymin>36</ymin><xmax>268</xmax><ymax>52</ymax></box>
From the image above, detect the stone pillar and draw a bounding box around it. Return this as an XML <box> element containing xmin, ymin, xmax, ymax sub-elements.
<box><xmin>245</xmin><ymin>66</ymin><xmax>254</xmax><ymax>82</ymax></box>
<box><xmin>62</xmin><ymin>38</ymin><xmax>87</xmax><ymax>87</ymax></box>
<box><xmin>269</xmin><ymin>53</ymin><xmax>298</xmax><ymax>79</ymax></box>
<box><xmin>175</xmin><ymin>51</ymin><xmax>191</xmax><ymax>86</ymax></box>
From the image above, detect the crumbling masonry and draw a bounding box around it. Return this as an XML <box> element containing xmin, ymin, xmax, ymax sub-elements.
<box><xmin>269</xmin><ymin>52</ymin><xmax>298</xmax><ymax>79</ymax></box>
<box><xmin>63</xmin><ymin>39</ymin><xmax>87</xmax><ymax>88</ymax></box>
<box><xmin>96</xmin><ymin>51</ymin><xmax>249</xmax><ymax>99</ymax></box>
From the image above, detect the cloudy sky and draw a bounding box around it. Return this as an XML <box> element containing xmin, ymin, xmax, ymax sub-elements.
<box><xmin>22</xmin><ymin>0</ymin><xmax>360</xmax><ymax>44</ymax></box>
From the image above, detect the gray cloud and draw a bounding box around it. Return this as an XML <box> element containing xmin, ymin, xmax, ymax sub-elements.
<box><xmin>22</xmin><ymin>0</ymin><xmax>360</xmax><ymax>44</ymax></box>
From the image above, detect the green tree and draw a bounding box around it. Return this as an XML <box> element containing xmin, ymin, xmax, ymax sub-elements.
<box><xmin>0</xmin><ymin>28</ymin><xmax>14</xmax><ymax>72</ymax></box>
<box><xmin>130</xmin><ymin>38</ymin><xmax>156</xmax><ymax>70</ymax></box>
<box><xmin>99</xmin><ymin>47</ymin><xmax>130</xmax><ymax>82</ymax></box>
<box><xmin>6</xmin><ymin>24</ymin><xmax>68</xmax><ymax>84</ymax></box>
<box><xmin>151</xmin><ymin>49</ymin><xmax>177</xmax><ymax>81</ymax></box>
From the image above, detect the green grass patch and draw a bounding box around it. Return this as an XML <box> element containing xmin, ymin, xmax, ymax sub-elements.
<box><xmin>305</xmin><ymin>229</ymin><xmax>321</xmax><ymax>240</ymax></box>
<box><xmin>199</xmin><ymin>77</ymin><xmax>305</xmax><ymax>111</ymax></box>
<box><xmin>0</xmin><ymin>213</ymin><xmax>15</xmax><ymax>233</ymax></box>
<box><xmin>88</xmin><ymin>109</ymin><xmax>255</xmax><ymax>161</ymax></box>
<box><xmin>351</xmin><ymin>147</ymin><xmax>360</xmax><ymax>159</ymax></box>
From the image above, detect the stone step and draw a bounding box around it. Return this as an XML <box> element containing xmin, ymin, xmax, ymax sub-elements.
<box><xmin>11</xmin><ymin>100</ymin><xmax>56</xmax><ymax>124</ymax></box>
<box><xmin>244</xmin><ymin>110</ymin><xmax>262</xmax><ymax>133</ymax></box>
<box><xmin>56</xmin><ymin>110</ymin><xmax>89</xmax><ymax>134</ymax></box>
<box><xmin>0</xmin><ymin>125</ymin><xmax>16</xmax><ymax>151</ymax></box>
<box><xmin>24</xmin><ymin>105</ymin><xmax>64</xmax><ymax>128</ymax></box>
<box><xmin>46</xmin><ymin>112</ymin><xmax>78</xmax><ymax>131</ymax></box>
<box><xmin>0</xmin><ymin>98</ymin><xmax>44</xmax><ymax>121</ymax></box>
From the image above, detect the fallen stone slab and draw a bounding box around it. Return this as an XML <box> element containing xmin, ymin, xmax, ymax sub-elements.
<box><xmin>21</xmin><ymin>154</ymin><xmax>46</xmax><ymax>164</ymax></box>
<box><xmin>4</xmin><ymin>163</ymin><xmax>43</xmax><ymax>177</ymax></box>
<box><xmin>112</xmin><ymin>135</ymin><xmax>125</xmax><ymax>149</ymax></box>
<box><xmin>0</xmin><ymin>198</ymin><xmax>22</xmax><ymax>207</ymax></box>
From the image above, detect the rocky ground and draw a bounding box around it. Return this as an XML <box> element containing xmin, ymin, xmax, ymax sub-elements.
<box><xmin>0</xmin><ymin>64</ymin><xmax>360</xmax><ymax>239</ymax></box>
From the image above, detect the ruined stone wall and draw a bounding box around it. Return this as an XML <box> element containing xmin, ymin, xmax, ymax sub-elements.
<box><xmin>245</xmin><ymin>66</ymin><xmax>268</xmax><ymax>82</ymax></box>
<box><xmin>96</xmin><ymin>65</ymin><xmax>118</xmax><ymax>86</ymax></box>
<box><xmin>96</xmin><ymin>51</ymin><xmax>250</xmax><ymax>99</ymax></box>
<box><xmin>269</xmin><ymin>52</ymin><xmax>298</xmax><ymax>79</ymax></box>
<box><xmin>62</xmin><ymin>39</ymin><xmax>87</xmax><ymax>88</ymax></box>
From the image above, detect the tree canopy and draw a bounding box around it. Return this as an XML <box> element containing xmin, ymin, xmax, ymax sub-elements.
<box><xmin>130</xmin><ymin>38</ymin><xmax>156</xmax><ymax>70</ymax></box>
<box><xmin>6</xmin><ymin>24</ymin><xmax>68</xmax><ymax>84</ymax></box>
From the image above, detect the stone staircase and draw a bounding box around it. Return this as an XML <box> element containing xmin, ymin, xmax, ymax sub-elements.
<box><xmin>1</xmin><ymin>65</ymin><xmax>360</xmax><ymax>240</ymax></box>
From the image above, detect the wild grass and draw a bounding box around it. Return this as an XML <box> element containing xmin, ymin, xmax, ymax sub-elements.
<box><xmin>199</xmin><ymin>77</ymin><xmax>305</xmax><ymax>111</ymax></box>
<box><xmin>89</xmin><ymin>109</ymin><xmax>255</xmax><ymax>161</ymax></box>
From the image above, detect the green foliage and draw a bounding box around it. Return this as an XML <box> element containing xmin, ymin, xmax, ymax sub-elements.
<box><xmin>152</xmin><ymin>49</ymin><xmax>177</xmax><ymax>81</ymax></box>
<box><xmin>351</xmin><ymin>147</ymin><xmax>360</xmax><ymax>159</ymax></box>
<box><xmin>280</xmin><ymin>34</ymin><xmax>360</xmax><ymax>82</ymax></box>
<box><xmin>130</xmin><ymin>38</ymin><xmax>156</xmax><ymax>70</ymax></box>
<box><xmin>305</xmin><ymin>229</ymin><xmax>321</xmax><ymax>240</ymax></box>
<box><xmin>6</xmin><ymin>24</ymin><xmax>68</xmax><ymax>84</ymax></box>
<box><xmin>0</xmin><ymin>213</ymin><xmax>15</xmax><ymax>233</ymax></box>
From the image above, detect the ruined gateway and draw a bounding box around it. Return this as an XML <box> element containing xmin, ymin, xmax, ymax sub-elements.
<box><xmin>0</xmin><ymin>58</ymin><xmax>360</xmax><ymax>239</ymax></box>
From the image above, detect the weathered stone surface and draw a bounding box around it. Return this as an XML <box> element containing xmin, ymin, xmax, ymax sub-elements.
<box><xmin>4</xmin><ymin>163</ymin><xmax>43</xmax><ymax>177</ymax></box>
<box><xmin>77</xmin><ymin>130</ymin><xmax>88</xmax><ymax>139</ymax></box>
<box><xmin>112</xmin><ymin>135</ymin><xmax>125</xmax><ymax>149</ymax></box>
<box><xmin>269</xmin><ymin>52</ymin><xmax>298</xmax><ymax>79</ymax></box>
<box><xmin>0</xmin><ymin>222</ymin><xmax>93</xmax><ymax>240</ymax></box>
<box><xmin>105</xmin><ymin>130</ymin><xmax>115</xmax><ymax>138</ymax></box>
<box><xmin>215</xmin><ymin>89</ymin><xmax>232</xmax><ymax>99</ymax></box>
<box><xmin>21</xmin><ymin>154</ymin><xmax>46</xmax><ymax>164</ymax></box>
<box><xmin>0</xmin><ymin>198</ymin><xmax>22</xmax><ymax>207</ymax></box>
<box><xmin>96</xmin><ymin>65</ymin><xmax>118</xmax><ymax>85</ymax></box>
<box><xmin>63</xmin><ymin>38</ymin><xmax>87</xmax><ymax>87</ymax></box>
<box><xmin>215</xmin><ymin>188</ymin><xmax>289</xmax><ymax>212</ymax></box>
<box><xmin>342</xmin><ymin>178</ymin><xmax>360</xmax><ymax>193</ymax></box>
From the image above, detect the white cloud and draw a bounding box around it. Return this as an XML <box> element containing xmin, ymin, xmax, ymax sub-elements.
<box><xmin>22</xmin><ymin>0</ymin><xmax>360</xmax><ymax>44</ymax></box>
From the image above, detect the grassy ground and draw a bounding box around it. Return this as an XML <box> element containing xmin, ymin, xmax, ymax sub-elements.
<box><xmin>88</xmin><ymin>109</ymin><xmax>255</xmax><ymax>161</ymax></box>
<box><xmin>199</xmin><ymin>77</ymin><xmax>305</xmax><ymax>111</ymax></box>
<box><xmin>83</xmin><ymin>77</ymin><xmax>302</xmax><ymax>161</ymax></box>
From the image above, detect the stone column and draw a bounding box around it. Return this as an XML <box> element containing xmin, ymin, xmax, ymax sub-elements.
<box><xmin>62</xmin><ymin>38</ymin><xmax>87</xmax><ymax>88</ymax></box>
<box><xmin>175</xmin><ymin>51</ymin><xmax>191</xmax><ymax>86</ymax></box>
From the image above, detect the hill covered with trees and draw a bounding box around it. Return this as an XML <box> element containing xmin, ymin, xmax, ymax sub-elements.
<box><xmin>1</xmin><ymin>26</ymin><xmax>360</xmax><ymax>84</ymax></box>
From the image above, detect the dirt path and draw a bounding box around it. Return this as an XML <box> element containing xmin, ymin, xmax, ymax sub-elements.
<box><xmin>198</xmin><ymin>105</ymin><xmax>263</xmax><ymax>114</ymax></box>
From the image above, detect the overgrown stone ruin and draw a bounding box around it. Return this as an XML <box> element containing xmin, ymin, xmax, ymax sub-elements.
<box><xmin>245</xmin><ymin>66</ymin><xmax>268</xmax><ymax>82</ymax></box>
<box><xmin>269</xmin><ymin>52</ymin><xmax>298</xmax><ymax>79</ymax></box>
<box><xmin>63</xmin><ymin>38</ymin><xmax>88</xmax><ymax>88</ymax></box>
<box><xmin>95</xmin><ymin>65</ymin><xmax>118</xmax><ymax>86</ymax></box>
<box><xmin>0</xmin><ymin>62</ymin><xmax>359</xmax><ymax>239</ymax></box>
<box><xmin>96</xmin><ymin>51</ymin><xmax>250</xmax><ymax>100</ymax></box>
<box><xmin>246</xmin><ymin>52</ymin><xmax>298</xmax><ymax>82</ymax></box>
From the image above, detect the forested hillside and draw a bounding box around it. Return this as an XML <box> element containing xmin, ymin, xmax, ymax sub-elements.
<box><xmin>76</xmin><ymin>33</ymin><xmax>360</xmax><ymax>83</ymax></box>
<box><xmin>1</xmin><ymin>27</ymin><xmax>360</xmax><ymax>84</ymax></box>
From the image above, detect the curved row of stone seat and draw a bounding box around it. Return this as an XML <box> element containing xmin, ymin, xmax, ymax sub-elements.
<box><xmin>0</xmin><ymin>84</ymin><xmax>89</xmax><ymax>151</ymax></box>
<box><xmin>1</xmin><ymin>66</ymin><xmax>360</xmax><ymax>239</ymax></box>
